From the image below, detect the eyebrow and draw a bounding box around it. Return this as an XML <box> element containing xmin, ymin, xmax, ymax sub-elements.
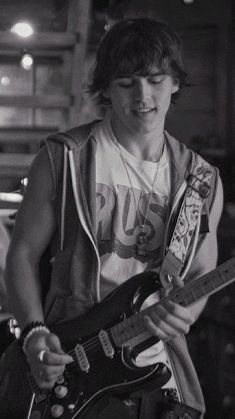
<box><xmin>148</xmin><ymin>72</ymin><xmax>165</xmax><ymax>77</ymax></box>
<box><xmin>114</xmin><ymin>71</ymin><xmax>165</xmax><ymax>79</ymax></box>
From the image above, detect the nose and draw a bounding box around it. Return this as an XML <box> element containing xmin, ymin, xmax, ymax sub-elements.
<box><xmin>133</xmin><ymin>79</ymin><xmax>151</xmax><ymax>102</ymax></box>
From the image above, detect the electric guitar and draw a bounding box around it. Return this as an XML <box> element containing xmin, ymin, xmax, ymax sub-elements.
<box><xmin>0</xmin><ymin>257</ymin><xmax>235</xmax><ymax>419</ymax></box>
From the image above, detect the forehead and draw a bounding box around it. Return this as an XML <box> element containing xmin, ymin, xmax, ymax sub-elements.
<box><xmin>114</xmin><ymin>65</ymin><xmax>166</xmax><ymax>79</ymax></box>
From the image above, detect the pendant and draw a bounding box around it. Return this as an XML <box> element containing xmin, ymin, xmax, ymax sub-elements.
<box><xmin>136</xmin><ymin>226</ymin><xmax>149</xmax><ymax>256</ymax></box>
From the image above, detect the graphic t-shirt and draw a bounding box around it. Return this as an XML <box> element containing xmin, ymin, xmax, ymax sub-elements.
<box><xmin>94</xmin><ymin>118</ymin><xmax>172</xmax><ymax>300</ymax></box>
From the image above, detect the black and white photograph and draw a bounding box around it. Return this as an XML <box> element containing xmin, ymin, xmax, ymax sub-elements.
<box><xmin>0</xmin><ymin>1</ymin><xmax>234</xmax><ymax>418</ymax></box>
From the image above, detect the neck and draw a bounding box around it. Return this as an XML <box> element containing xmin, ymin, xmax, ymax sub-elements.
<box><xmin>110</xmin><ymin>117</ymin><xmax>165</xmax><ymax>162</ymax></box>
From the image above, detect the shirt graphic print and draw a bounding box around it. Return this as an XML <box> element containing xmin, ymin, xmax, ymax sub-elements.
<box><xmin>94</xmin><ymin>118</ymin><xmax>172</xmax><ymax>300</ymax></box>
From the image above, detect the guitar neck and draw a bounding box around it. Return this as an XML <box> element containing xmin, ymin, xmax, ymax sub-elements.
<box><xmin>111</xmin><ymin>257</ymin><xmax>235</xmax><ymax>347</ymax></box>
<box><xmin>169</xmin><ymin>257</ymin><xmax>235</xmax><ymax>307</ymax></box>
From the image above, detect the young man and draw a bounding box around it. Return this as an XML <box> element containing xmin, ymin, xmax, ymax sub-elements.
<box><xmin>4</xmin><ymin>18</ymin><xmax>223</xmax><ymax>418</ymax></box>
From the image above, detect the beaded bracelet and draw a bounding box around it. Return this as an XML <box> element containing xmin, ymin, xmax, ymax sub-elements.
<box><xmin>22</xmin><ymin>325</ymin><xmax>50</xmax><ymax>355</ymax></box>
<box><xmin>21</xmin><ymin>321</ymin><xmax>50</xmax><ymax>355</ymax></box>
<box><xmin>20</xmin><ymin>320</ymin><xmax>46</xmax><ymax>342</ymax></box>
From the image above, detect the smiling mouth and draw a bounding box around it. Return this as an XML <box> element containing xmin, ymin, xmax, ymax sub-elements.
<box><xmin>132</xmin><ymin>107</ymin><xmax>156</xmax><ymax>114</ymax></box>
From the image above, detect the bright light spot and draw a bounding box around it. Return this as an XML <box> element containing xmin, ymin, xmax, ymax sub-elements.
<box><xmin>20</xmin><ymin>53</ymin><xmax>34</xmax><ymax>71</ymax></box>
<box><xmin>11</xmin><ymin>22</ymin><xmax>34</xmax><ymax>38</ymax></box>
<box><xmin>183</xmin><ymin>0</ymin><xmax>194</xmax><ymax>3</ymax></box>
<box><xmin>1</xmin><ymin>76</ymin><xmax>10</xmax><ymax>86</ymax></box>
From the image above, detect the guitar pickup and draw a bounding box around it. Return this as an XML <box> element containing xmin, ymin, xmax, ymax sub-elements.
<box><xmin>75</xmin><ymin>343</ymin><xmax>90</xmax><ymax>372</ymax></box>
<box><xmin>99</xmin><ymin>329</ymin><xmax>115</xmax><ymax>358</ymax></box>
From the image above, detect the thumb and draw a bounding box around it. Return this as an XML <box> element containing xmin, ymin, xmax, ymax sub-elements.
<box><xmin>45</xmin><ymin>332</ymin><xmax>65</xmax><ymax>355</ymax></box>
<box><xmin>171</xmin><ymin>275</ymin><xmax>184</xmax><ymax>289</ymax></box>
<box><xmin>160</xmin><ymin>275</ymin><xmax>184</xmax><ymax>298</ymax></box>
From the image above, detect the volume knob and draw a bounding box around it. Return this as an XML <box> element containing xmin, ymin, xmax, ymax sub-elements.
<box><xmin>56</xmin><ymin>375</ymin><xmax>65</xmax><ymax>384</ymax></box>
<box><xmin>51</xmin><ymin>404</ymin><xmax>64</xmax><ymax>417</ymax></box>
<box><xmin>54</xmin><ymin>385</ymin><xmax>68</xmax><ymax>399</ymax></box>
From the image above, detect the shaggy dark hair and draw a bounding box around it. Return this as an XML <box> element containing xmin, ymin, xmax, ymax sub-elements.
<box><xmin>89</xmin><ymin>17</ymin><xmax>187</xmax><ymax>105</ymax></box>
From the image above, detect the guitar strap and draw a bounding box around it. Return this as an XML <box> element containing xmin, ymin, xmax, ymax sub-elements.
<box><xmin>150</xmin><ymin>155</ymin><xmax>214</xmax><ymax>412</ymax></box>
<box><xmin>160</xmin><ymin>154</ymin><xmax>213</xmax><ymax>288</ymax></box>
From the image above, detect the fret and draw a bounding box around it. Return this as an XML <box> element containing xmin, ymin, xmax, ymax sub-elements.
<box><xmin>111</xmin><ymin>257</ymin><xmax>235</xmax><ymax>347</ymax></box>
<box><xmin>169</xmin><ymin>258</ymin><xmax>235</xmax><ymax>308</ymax></box>
<box><xmin>170</xmin><ymin>289</ymin><xmax>191</xmax><ymax>306</ymax></box>
<box><xmin>193</xmin><ymin>276</ymin><xmax>216</xmax><ymax>299</ymax></box>
<box><xmin>111</xmin><ymin>321</ymin><xmax>129</xmax><ymax>346</ymax></box>
<box><xmin>217</xmin><ymin>260</ymin><xmax>235</xmax><ymax>282</ymax></box>
<box><xmin>194</xmin><ymin>272</ymin><xmax>218</xmax><ymax>297</ymax></box>
<box><xmin>173</xmin><ymin>291</ymin><xmax>194</xmax><ymax>307</ymax></box>
<box><xmin>125</xmin><ymin>315</ymin><xmax>145</xmax><ymax>336</ymax></box>
<box><xmin>111</xmin><ymin>312</ymin><xmax>145</xmax><ymax>346</ymax></box>
<box><xmin>190</xmin><ymin>286</ymin><xmax>207</xmax><ymax>301</ymax></box>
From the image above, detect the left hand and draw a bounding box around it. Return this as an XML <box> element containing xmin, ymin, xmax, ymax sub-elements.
<box><xmin>143</xmin><ymin>299</ymin><xmax>195</xmax><ymax>342</ymax></box>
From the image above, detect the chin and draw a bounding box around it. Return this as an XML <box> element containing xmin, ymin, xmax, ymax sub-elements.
<box><xmin>137</xmin><ymin>121</ymin><xmax>159</xmax><ymax>133</ymax></box>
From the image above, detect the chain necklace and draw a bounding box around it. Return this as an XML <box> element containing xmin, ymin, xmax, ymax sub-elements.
<box><xmin>114</xmin><ymin>138</ymin><xmax>163</xmax><ymax>257</ymax></box>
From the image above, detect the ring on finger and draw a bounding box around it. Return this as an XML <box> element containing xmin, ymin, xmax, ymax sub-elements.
<box><xmin>38</xmin><ymin>348</ymin><xmax>47</xmax><ymax>364</ymax></box>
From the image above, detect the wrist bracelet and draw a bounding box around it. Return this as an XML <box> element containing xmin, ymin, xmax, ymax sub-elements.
<box><xmin>23</xmin><ymin>325</ymin><xmax>50</xmax><ymax>355</ymax></box>
<box><xmin>20</xmin><ymin>320</ymin><xmax>46</xmax><ymax>342</ymax></box>
<box><xmin>21</xmin><ymin>321</ymin><xmax>50</xmax><ymax>354</ymax></box>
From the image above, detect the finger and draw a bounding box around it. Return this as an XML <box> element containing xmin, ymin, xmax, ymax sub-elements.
<box><xmin>162</xmin><ymin>300</ymin><xmax>194</xmax><ymax>324</ymax></box>
<box><xmin>41</xmin><ymin>364</ymin><xmax>65</xmax><ymax>377</ymax></box>
<box><xmin>143</xmin><ymin>315</ymin><xmax>172</xmax><ymax>341</ymax></box>
<box><xmin>160</xmin><ymin>275</ymin><xmax>184</xmax><ymax>298</ymax></box>
<box><xmin>171</xmin><ymin>276</ymin><xmax>184</xmax><ymax>289</ymax></box>
<box><xmin>35</xmin><ymin>372</ymin><xmax>57</xmax><ymax>390</ymax></box>
<box><xmin>144</xmin><ymin>301</ymin><xmax>192</xmax><ymax>337</ymax></box>
<box><xmin>45</xmin><ymin>333</ymin><xmax>64</xmax><ymax>354</ymax></box>
<box><xmin>154</xmin><ymin>300</ymin><xmax>193</xmax><ymax>326</ymax></box>
<box><xmin>42</xmin><ymin>348</ymin><xmax>73</xmax><ymax>366</ymax></box>
<box><xmin>144</xmin><ymin>312</ymin><xmax>178</xmax><ymax>337</ymax></box>
<box><xmin>32</xmin><ymin>364</ymin><xmax>65</xmax><ymax>390</ymax></box>
<box><xmin>150</xmin><ymin>304</ymin><xmax>191</xmax><ymax>335</ymax></box>
<box><xmin>44</xmin><ymin>333</ymin><xmax>73</xmax><ymax>364</ymax></box>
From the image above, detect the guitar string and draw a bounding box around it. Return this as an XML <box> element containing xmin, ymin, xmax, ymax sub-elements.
<box><xmin>66</xmin><ymin>280</ymin><xmax>216</xmax><ymax>361</ymax></box>
<box><xmin>66</xmin><ymin>316</ymin><xmax>144</xmax><ymax>365</ymax></box>
<box><xmin>68</xmin><ymin>311</ymin><xmax>145</xmax><ymax>354</ymax></box>
<box><xmin>67</xmin><ymin>310</ymin><xmax>154</xmax><ymax>369</ymax></box>
<box><xmin>65</xmin><ymin>268</ymin><xmax>229</xmax><ymax>366</ymax></box>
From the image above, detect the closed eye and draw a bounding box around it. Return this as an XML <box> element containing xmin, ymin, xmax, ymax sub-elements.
<box><xmin>148</xmin><ymin>77</ymin><xmax>164</xmax><ymax>84</ymax></box>
<box><xmin>117</xmin><ymin>79</ymin><xmax>134</xmax><ymax>88</ymax></box>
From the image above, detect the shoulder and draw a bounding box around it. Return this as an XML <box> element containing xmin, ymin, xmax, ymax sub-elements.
<box><xmin>165</xmin><ymin>130</ymin><xmax>223</xmax><ymax>213</ymax></box>
<box><xmin>26</xmin><ymin>147</ymin><xmax>54</xmax><ymax>200</ymax></box>
<box><xmin>164</xmin><ymin>131</ymin><xmax>194</xmax><ymax>181</ymax></box>
<box><xmin>38</xmin><ymin>119</ymin><xmax>102</xmax><ymax>196</ymax></box>
<box><xmin>164</xmin><ymin>131</ymin><xmax>193</xmax><ymax>158</ymax></box>
<box><xmin>46</xmin><ymin>119</ymin><xmax>102</xmax><ymax>150</ymax></box>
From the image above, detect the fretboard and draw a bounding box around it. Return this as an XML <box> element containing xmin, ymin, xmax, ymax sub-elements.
<box><xmin>111</xmin><ymin>257</ymin><xmax>235</xmax><ymax>347</ymax></box>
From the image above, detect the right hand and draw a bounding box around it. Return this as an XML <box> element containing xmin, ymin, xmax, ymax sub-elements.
<box><xmin>25</xmin><ymin>330</ymin><xmax>73</xmax><ymax>390</ymax></box>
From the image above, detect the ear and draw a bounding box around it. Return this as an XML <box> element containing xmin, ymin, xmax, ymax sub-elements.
<box><xmin>171</xmin><ymin>81</ymin><xmax>179</xmax><ymax>94</ymax></box>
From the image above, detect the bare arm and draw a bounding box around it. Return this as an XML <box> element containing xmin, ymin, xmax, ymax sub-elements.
<box><xmin>5</xmin><ymin>147</ymin><xmax>56</xmax><ymax>329</ymax></box>
<box><xmin>5</xmin><ymin>146</ymin><xmax>72</xmax><ymax>389</ymax></box>
<box><xmin>186</xmin><ymin>173</ymin><xmax>224</xmax><ymax>321</ymax></box>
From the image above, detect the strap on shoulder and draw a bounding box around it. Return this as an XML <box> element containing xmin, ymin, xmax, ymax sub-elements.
<box><xmin>160</xmin><ymin>154</ymin><xmax>214</xmax><ymax>288</ymax></box>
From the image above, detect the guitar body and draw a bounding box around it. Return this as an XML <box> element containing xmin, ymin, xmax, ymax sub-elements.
<box><xmin>1</xmin><ymin>256</ymin><xmax>235</xmax><ymax>418</ymax></box>
<box><xmin>0</xmin><ymin>271</ymin><xmax>171</xmax><ymax>419</ymax></box>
